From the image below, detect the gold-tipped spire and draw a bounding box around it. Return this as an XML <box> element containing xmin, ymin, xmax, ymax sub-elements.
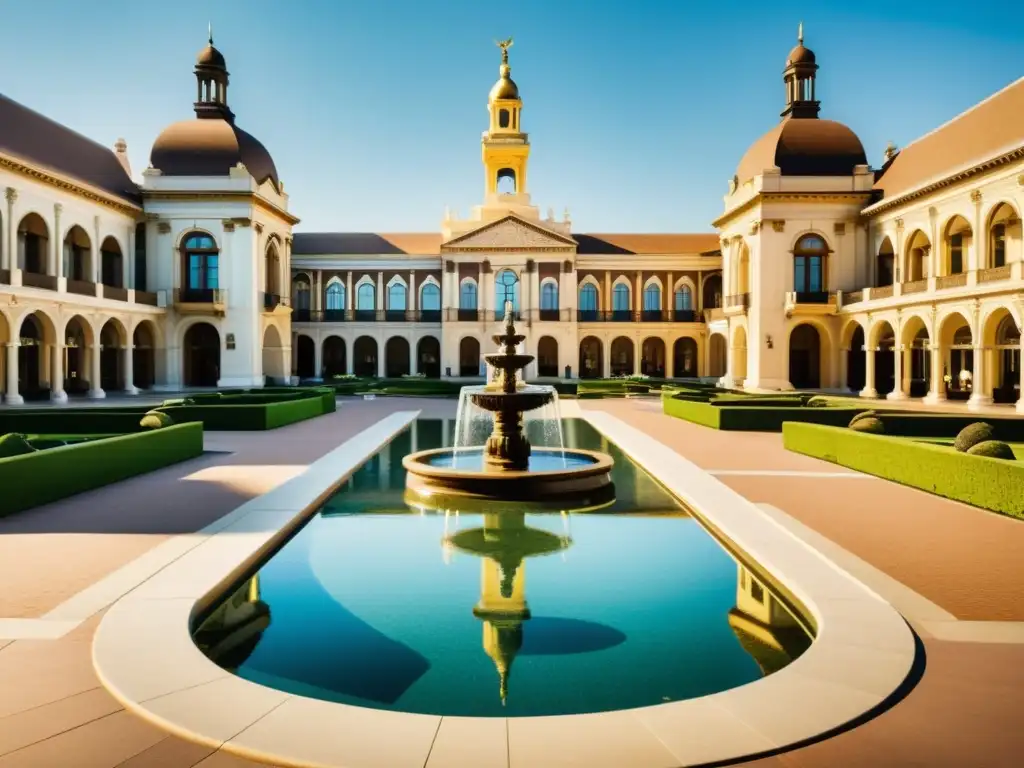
<box><xmin>208</xmin><ymin>21</ymin><xmax>213</xmax><ymax>45</ymax></box>
<box><xmin>797</xmin><ymin>21</ymin><xmax>803</xmax><ymax>45</ymax></box>
<box><xmin>496</xmin><ymin>37</ymin><xmax>513</xmax><ymax>66</ymax></box>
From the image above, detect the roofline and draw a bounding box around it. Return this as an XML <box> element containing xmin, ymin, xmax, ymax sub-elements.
<box><xmin>0</xmin><ymin>150</ymin><xmax>142</xmax><ymax>215</ymax></box>
<box><xmin>865</xmin><ymin>144</ymin><xmax>1024</xmax><ymax>215</ymax></box>
<box><xmin>712</xmin><ymin>190</ymin><xmax>873</xmax><ymax>229</ymax></box>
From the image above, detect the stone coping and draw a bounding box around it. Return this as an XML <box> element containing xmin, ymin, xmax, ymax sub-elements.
<box><xmin>93</xmin><ymin>409</ymin><xmax>917</xmax><ymax>768</ymax></box>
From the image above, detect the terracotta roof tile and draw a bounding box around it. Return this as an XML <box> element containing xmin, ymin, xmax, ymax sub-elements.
<box><xmin>873</xmin><ymin>76</ymin><xmax>1024</xmax><ymax>202</ymax></box>
<box><xmin>574</xmin><ymin>233</ymin><xmax>721</xmax><ymax>255</ymax></box>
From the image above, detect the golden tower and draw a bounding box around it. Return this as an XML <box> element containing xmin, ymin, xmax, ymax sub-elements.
<box><xmin>482</xmin><ymin>38</ymin><xmax>530</xmax><ymax>200</ymax></box>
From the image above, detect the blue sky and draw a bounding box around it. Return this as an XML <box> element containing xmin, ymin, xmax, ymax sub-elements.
<box><xmin>2</xmin><ymin>0</ymin><xmax>1022</xmax><ymax>233</ymax></box>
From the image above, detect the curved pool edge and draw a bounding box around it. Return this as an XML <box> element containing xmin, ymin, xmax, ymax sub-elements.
<box><xmin>92</xmin><ymin>409</ymin><xmax>918</xmax><ymax>768</ymax></box>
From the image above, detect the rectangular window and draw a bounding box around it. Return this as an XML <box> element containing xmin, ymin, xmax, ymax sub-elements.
<box><xmin>189</xmin><ymin>254</ymin><xmax>202</xmax><ymax>289</ymax></box>
<box><xmin>950</xmin><ymin>233</ymin><xmax>963</xmax><ymax>274</ymax></box>
<box><xmin>134</xmin><ymin>223</ymin><xmax>147</xmax><ymax>291</ymax></box>
<box><xmin>808</xmin><ymin>256</ymin><xmax>822</xmax><ymax>292</ymax></box>
<box><xmin>206</xmin><ymin>255</ymin><xmax>219</xmax><ymax>289</ymax></box>
<box><xmin>992</xmin><ymin>225</ymin><xmax>1006</xmax><ymax>268</ymax></box>
<box><xmin>794</xmin><ymin>256</ymin><xmax>806</xmax><ymax>293</ymax></box>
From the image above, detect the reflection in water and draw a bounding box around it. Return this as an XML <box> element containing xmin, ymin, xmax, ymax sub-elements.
<box><xmin>193</xmin><ymin>419</ymin><xmax>814</xmax><ymax>717</ymax></box>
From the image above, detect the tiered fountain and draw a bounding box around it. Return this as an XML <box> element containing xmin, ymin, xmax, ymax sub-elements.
<box><xmin>402</xmin><ymin>303</ymin><xmax>614</xmax><ymax>509</ymax></box>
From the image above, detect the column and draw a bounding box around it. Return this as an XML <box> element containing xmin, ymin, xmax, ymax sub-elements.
<box><xmin>633</xmin><ymin>337</ymin><xmax>642</xmax><ymax>376</ymax></box>
<box><xmin>50</xmin><ymin>343</ymin><xmax>67</xmax><ymax>402</ymax></box>
<box><xmin>346</xmin><ymin>348</ymin><xmax>354</xmax><ymax>375</ymax></box>
<box><xmin>3</xmin><ymin>188</ymin><xmax>15</xmax><ymax>271</ymax></box>
<box><xmin>313</xmin><ymin>337</ymin><xmax>323</xmax><ymax>380</ymax></box>
<box><xmin>88</xmin><ymin>344</ymin><xmax>105</xmax><ymax>399</ymax></box>
<box><xmin>478</xmin><ymin>263</ymin><xmax>485</xmax><ymax>315</ymax></box>
<box><xmin>315</xmin><ymin>271</ymin><xmax>323</xmax><ymax>311</ymax></box>
<box><xmin>409</xmin><ymin>271</ymin><xmax>417</xmax><ymax>314</ymax></box>
<box><xmin>603</xmin><ymin>272</ymin><xmax>611</xmax><ymax>312</ymax></box>
<box><xmin>52</xmin><ymin>203</ymin><xmax>62</xmax><ymax>278</ymax></box>
<box><xmin>1017</xmin><ymin>338</ymin><xmax>1024</xmax><ymax>414</ymax></box>
<box><xmin>346</xmin><ymin>271</ymin><xmax>353</xmax><ymax>314</ymax></box>
<box><xmin>410</xmin><ymin>338</ymin><xmax>419</xmax><ymax>375</ymax></box>
<box><xmin>377</xmin><ymin>339</ymin><xmax>386</xmax><ymax>378</ymax></box>
<box><xmin>530</xmin><ymin>267</ymin><xmax>540</xmax><ymax>318</ymax></box>
<box><xmin>635</xmin><ymin>271</ymin><xmax>642</xmax><ymax>314</ymax></box>
<box><xmin>602</xmin><ymin>343</ymin><xmax>611</xmax><ymax>378</ymax></box>
<box><xmin>665</xmin><ymin>341</ymin><xmax>675</xmax><ymax>380</ymax></box>
<box><xmin>376</xmin><ymin>271</ymin><xmax>384</xmax><ymax>312</ymax></box>
<box><xmin>967</xmin><ymin>343</ymin><xmax>991</xmax><ymax>409</ymax></box>
<box><xmin>666</xmin><ymin>271</ymin><xmax>674</xmax><ymax>317</ymax></box>
<box><xmin>860</xmin><ymin>345</ymin><xmax>877</xmax><ymax>398</ymax></box>
<box><xmin>5</xmin><ymin>343</ymin><xmax>22</xmax><ymax>405</ymax></box>
<box><xmin>92</xmin><ymin>216</ymin><xmax>101</xmax><ymax>283</ymax></box>
<box><xmin>123</xmin><ymin>345</ymin><xmax>139</xmax><ymax>394</ymax></box>
<box><xmin>123</xmin><ymin>224</ymin><xmax>132</xmax><ymax>289</ymax></box>
<box><xmin>837</xmin><ymin>347</ymin><xmax>848</xmax><ymax>392</ymax></box>
<box><xmin>887</xmin><ymin>345</ymin><xmax>906</xmax><ymax>400</ymax></box>
<box><xmin>923</xmin><ymin>342</ymin><xmax>945</xmax><ymax>404</ymax></box>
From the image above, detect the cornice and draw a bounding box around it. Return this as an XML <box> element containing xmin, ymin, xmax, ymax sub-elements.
<box><xmin>441</xmin><ymin>245</ymin><xmax>576</xmax><ymax>253</ymax></box>
<box><xmin>142</xmin><ymin>191</ymin><xmax>300</xmax><ymax>226</ymax></box>
<box><xmin>866</xmin><ymin>146</ymin><xmax>1024</xmax><ymax>215</ymax></box>
<box><xmin>712</xmin><ymin>191</ymin><xmax>871</xmax><ymax>229</ymax></box>
<box><xmin>0</xmin><ymin>152</ymin><xmax>142</xmax><ymax>216</ymax></box>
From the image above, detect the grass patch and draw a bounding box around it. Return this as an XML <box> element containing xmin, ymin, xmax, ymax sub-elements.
<box><xmin>156</xmin><ymin>386</ymin><xmax>336</xmax><ymax>430</ymax></box>
<box><xmin>0</xmin><ymin>423</ymin><xmax>204</xmax><ymax>517</ymax></box>
<box><xmin>661</xmin><ymin>387</ymin><xmax>865</xmax><ymax>432</ymax></box>
<box><xmin>783</xmin><ymin>422</ymin><xmax>1024</xmax><ymax>519</ymax></box>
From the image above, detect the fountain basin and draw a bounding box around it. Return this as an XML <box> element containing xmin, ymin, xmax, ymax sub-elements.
<box><xmin>470</xmin><ymin>390</ymin><xmax>553</xmax><ymax>413</ymax></box>
<box><xmin>402</xmin><ymin>447</ymin><xmax>614</xmax><ymax>510</ymax></box>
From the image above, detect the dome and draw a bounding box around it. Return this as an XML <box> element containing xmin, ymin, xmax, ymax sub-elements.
<box><xmin>487</xmin><ymin>71</ymin><xmax>520</xmax><ymax>102</ymax></box>
<box><xmin>196</xmin><ymin>44</ymin><xmax>226</xmax><ymax>68</ymax></box>
<box><xmin>150</xmin><ymin>119</ymin><xmax>279</xmax><ymax>189</ymax></box>
<box><xmin>736</xmin><ymin>118</ymin><xmax>867</xmax><ymax>181</ymax></box>
<box><xmin>786</xmin><ymin>44</ymin><xmax>816</xmax><ymax>66</ymax></box>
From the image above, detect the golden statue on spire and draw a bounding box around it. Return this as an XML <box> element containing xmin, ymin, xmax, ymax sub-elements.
<box><xmin>496</xmin><ymin>37</ymin><xmax>514</xmax><ymax>64</ymax></box>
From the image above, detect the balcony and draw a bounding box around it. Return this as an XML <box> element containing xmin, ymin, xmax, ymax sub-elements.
<box><xmin>785</xmin><ymin>291</ymin><xmax>837</xmax><ymax>317</ymax></box>
<box><xmin>703</xmin><ymin>307</ymin><xmax>725</xmax><ymax>323</ymax></box>
<box><xmin>936</xmin><ymin>273</ymin><xmax>967</xmax><ymax>290</ymax></box>
<box><xmin>290</xmin><ymin>309</ymin><xmax>443</xmax><ymax>324</ymax></box>
<box><xmin>872</xmin><ymin>285</ymin><xmax>894</xmax><ymax>299</ymax></box>
<box><xmin>174</xmin><ymin>288</ymin><xmax>227</xmax><ymax>316</ymax></box>
<box><xmin>723</xmin><ymin>293</ymin><xmax>749</xmax><ymax>317</ymax></box>
<box><xmin>978</xmin><ymin>265</ymin><xmax>1011</xmax><ymax>284</ymax></box>
<box><xmin>451</xmin><ymin>308</ymin><xmax>481</xmax><ymax>322</ymax></box>
<box><xmin>263</xmin><ymin>293</ymin><xmax>290</xmax><ymax>312</ymax></box>
<box><xmin>538</xmin><ymin>308</ymin><xmax>562</xmax><ymax>322</ymax></box>
<box><xmin>67</xmin><ymin>279</ymin><xmax>96</xmax><ymax>297</ymax></box>
<box><xmin>901</xmin><ymin>279</ymin><xmax>928</xmax><ymax>295</ymax></box>
<box><xmin>22</xmin><ymin>271</ymin><xmax>57</xmax><ymax>291</ymax></box>
<box><xmin>102</xmin><ymin>285</ymin><xmax>129</xmax><ymax>302</ymax></box>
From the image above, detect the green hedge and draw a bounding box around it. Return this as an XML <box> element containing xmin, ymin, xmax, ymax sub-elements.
<box><xmin>663</xmin><ymin>395</ymin><xmax>865</xmax><ymax>431</ymax></box>
<box><xmin>783</xmin><ymin>422</ymin><xmax>1024</xmax><ymax>518</ymax></box>
<box><xmin>874</xmin><ymin>413</ymin><xmax>1024</xmax><ymax>440</ymax></box>
<box><xmin>159</xmin><ymin>396</ymin><xmax>325</xmax><ymax>430</ymax></box>
<box><xmin>0</xmin><ymin>423</ymin><xmax>204</xmax><ymax>517</ymax></box>
<box><xmin>0</xmin><ymin>410</ymin><xmax>150</xmax><ymax>435</ymax></box>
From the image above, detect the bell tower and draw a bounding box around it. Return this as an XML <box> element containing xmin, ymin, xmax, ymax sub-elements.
<box><xmin>482</xmin><ymin>38</ymin><xmax>530</xmax><ymax>201</ymax></box>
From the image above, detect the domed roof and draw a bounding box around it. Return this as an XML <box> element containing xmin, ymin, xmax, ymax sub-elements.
<box><xmin>736</xmin><ymin>118</ymin><xmax>867</xmax><ymax>181</ymax></box>
<box><xmin>489</xmin><ymin>68</ymin><xmax>520</xmax><ymax>101</ymax></box>
<box><xmin>786</xmin><ymin>44</ymin><xmax>815</xmax><ymax>66</ymax></box>
<box><xmin>196</xmin><ymin>44</ymin><xmax>226</xmax><ymax>68</ymax></box>
<box><xmin>150</xmin><ymin>119</ymin><xmax>279</xmax><ymax>189</ymax></box>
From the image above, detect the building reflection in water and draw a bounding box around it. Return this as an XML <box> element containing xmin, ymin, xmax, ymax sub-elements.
<box><xmin>192</xmin><ymin>575</ymin><xmax>271</xmax><ymax>671</ymax></box>
<box><xmin>727</xmin><ymin>564</ymin><xmax>813</xmax><ymax>675</ymax></box>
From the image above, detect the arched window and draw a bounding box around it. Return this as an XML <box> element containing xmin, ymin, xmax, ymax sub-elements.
<box><xmin>325</xmin><ymin>282</ymin><xmax>344</xmax><ymax>310</ymax></box>
<box><xmin>182</xmin><ymin>232</ymin><xmax>219</xmax><ymax>293</ymax></box>
<box><xmin>388</xmin><ymin>282</ymin><xmax>407</xmax><ymax>311</ymax></box>
<box><xmin>675</xmin><ymin>285</ymin><xmax>693</xmax><ymax>311</ymax></box>
<box><xmin>460</xmin><ymin>279</ymin><xmax>478</xmax><ymax>309</ymax></box>
<box><xmin>356</xmin><ymin>282</ymin><xmax>375</xmax><ymax>310</ymax></box>
<box><xmin>541</xmin><ymin>281</ymin><xmax>558</xmax><ymax>311</ymax></box>
<box><xmin>420</xmin><ymin>283</ymin><xmax>441</xmax><ymax>311</ymax></box>
<box><xmin>292</xmin><ymin>277</ymin><xmax>311</xmax><ymax>314</ymax></box>
<box><xmin>991</xmin><ymin>224</ymin><xmax>1007</xmax><ymax>269</ymax></box>
<box><xmin>612</xmin><ymin>283</ymin><xmax>630</xmax><ymax>314</ymax></box>
<box><xmin>265</xmin><ymin>243</ymin><xmax>280</xmax><ymax>295</ymax></box>
<box><xmin>643</xmin><ymin>283</ymin><xmax>661</xmax><ymax>311</ymax></box>
<box><xmin>793</xmin><ymin>234</ymin><xmax>827</xmax><ymax>296</ymax></box>
<box><xmin>495</xmin><ymin>270</ymin><xmax>519</xmax><ymax>315</ymax></box>
<box><xmin>579</xmin><ymin>283</ymin><xmax>598</xmax><ymax>317</ymax></box>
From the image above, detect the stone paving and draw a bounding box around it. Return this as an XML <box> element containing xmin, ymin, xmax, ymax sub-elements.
<box><xmin>0</xmin><ymin>395</ymin><xmax>1022</xmax><ymax>766</ymax></box>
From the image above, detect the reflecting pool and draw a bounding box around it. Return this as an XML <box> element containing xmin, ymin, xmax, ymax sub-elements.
<box><xmin>193</xmin><ymin>419</ymin><xmax>812</xmax><ymax>717</ymax></box>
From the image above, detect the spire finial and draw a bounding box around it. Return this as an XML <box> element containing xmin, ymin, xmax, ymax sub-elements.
<box><xmin>797</xmin><ymin>21</ymin><xmax>803</xmax><ymax>45</ymax></box>
<box><xmin>208</xmin><ymin>22</ymin><xmax>213</xmax><ymax>45</ymax></box>
<box><xmin>496</xmin><ymin>37</ymin><xmax>513</xmax><ymax>67</ymax></box>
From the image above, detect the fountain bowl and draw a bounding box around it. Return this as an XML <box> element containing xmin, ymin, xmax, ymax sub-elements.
<box><xmin>470</xmin><ymin>389</ymin><xmax>553</xmax><ymax>414</ymax></box>
<box><xmin>402</xmin><ymin>447</ymin><xmax>615</xmax><ymax>511</ymax></box>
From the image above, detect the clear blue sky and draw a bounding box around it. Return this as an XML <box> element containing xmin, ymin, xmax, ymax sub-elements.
<box><xmin>2</xmin><ymin>0</ymin><xmax>1022</xmax><ymax>233</ymax></box>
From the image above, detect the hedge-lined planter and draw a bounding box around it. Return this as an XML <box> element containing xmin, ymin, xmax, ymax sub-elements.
<box><xmin>158</xmin><ymin>387</ymin><xmax>335</xmax><ymax>431</ymax></box>
<box><xmin>0</xmin><ymin>422</ymin><xmax>204</xmax><ymax>517</ymax></box>
<box><xmin>663</xmin><ymin>394</ymin><xmax>864</xmax><ymax>432</ymax></box>
<box><xmin>0</xmin><ymin>409</ymin><xmax>151</xmax><ymax>434</ymax></box>
<box><xmin>783</xmin><ymin>422</ymin><xmax>1024</xmax><ymax>519</ymax></box>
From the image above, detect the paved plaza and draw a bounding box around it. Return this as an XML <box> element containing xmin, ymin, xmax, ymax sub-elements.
<box><xmin>0</xmin><ymin>396</ymin><xmax>1022</xmax><ymax>766</ymax></box>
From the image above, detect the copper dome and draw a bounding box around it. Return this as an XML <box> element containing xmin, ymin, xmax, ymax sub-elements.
<box><xmin>150</xmin><ymin>119</ymin><xmax>279</xmax><ymax>189</ymax></box>
<box><xmin>489</xmin><ymin>71</ymin><xmax>520</xmax><ymax>101</ymax></box>
<box><xmin>196</xmin><ymin>44</ymin><xmax>226</xmax><ymax>68</ymax></box>
<box><xmin>786</xmin><ymin>44</ymin><xmax>816</xmax><ymax>66</ymax></box>
<box><xmin>736</xmin><ymin>118</ymin><xmax>867</xmax><ymax>181</ymax></box>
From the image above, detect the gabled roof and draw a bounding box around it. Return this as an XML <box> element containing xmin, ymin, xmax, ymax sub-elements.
<box><xmin>0</xmin><ymin>93</ymin><xmax>141</xmax><ymax>206</ymax></box>
<box><xmin>442</xmin><ymin>214</ymin><xmax>578</xmax><ymax>250</ymax></box>
<box><xmin>575</xmin><ymin>233</ymin><xmax>721</xmax><ymax>255</ymax></box>
<box><xmin>873</xmin><ymin>76</ymin><xmax>1024</xmax><ymax>204</ymax></box>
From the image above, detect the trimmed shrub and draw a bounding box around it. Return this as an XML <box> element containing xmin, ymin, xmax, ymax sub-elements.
<box><xmin>0</xmin><ymin>423</ymin><xmax>204</xmax><ymax>517</ymax></box>
<box><xmin>874</xmin><ymin>413</ymin><xmax>1024</xmax><ymax>441</ymax></box>
<box><xmin>0</xmin><ymin>433</ymin><xmax>35</xmax><ymax>458</ymax></box>
<box><xmin>849</xmin><ymin>417</ymin><xmax>885</xmax><ymax>434</ymax></box>
<box><xmin>954</xmin><ymin>422</ymin><xmax>996</xmax><ymax>453</ymax></box>
<box><xmin>967</xmin><ymin>440</ymin><xmax>1016</xmax><ymax>460</ymax></box>
<box><xmin>849</xmin><ymin>410</ymin><xmax>877</xmax><ymax>426</ymax></box>
<box><xmin>140</xmin><ymin>410</ymin><xmax>174</xmax><ymax>430</ymax></box>
<box><xmin>806</xmin><ymin>396</ymin><xmax>831</xmax><ymax>408</ymax></box>
<box><xmin>0</xmin><ymin>410</ymin><xmax>148</xmax><ymax>435</ymax></box>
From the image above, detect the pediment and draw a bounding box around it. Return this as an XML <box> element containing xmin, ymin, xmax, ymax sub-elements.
<box><xmin>442</xmin><ymin>215</ymin><xmax>577</xmax><ymax>252</ymax></box>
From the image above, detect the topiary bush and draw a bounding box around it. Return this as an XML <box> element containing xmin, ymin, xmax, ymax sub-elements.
<box><xmin>849</xmin><ymin>416</ymin><xmax>885</xmax><ymax>434</ymax></box>
<box><xmin>966</xmin><ymin>440</ymin><xmax>1016</xmax><ymax>460</ymax></box>
<box><xmin>140</xmin><ymin>410</ymin><xmax>174</xmax><ymax>430</ymax></box>
<box><xmin>954</xmin><ymin>422</ymin><xmax>996</xmax><ymax>453</ymax></box>
<box><xmin>0</xmin><ymin>433</ymin><xmax>35</xmax><ymax>458</ymax></box>
<box><xmin>806</xmin><ymin>396</ymin><xmax>831</xmax><ymax>408</ymax></box>
<box><xmin>849</xmin><ymin>410</ymin><xmax>877</xmax><ymax>426</ymax></box>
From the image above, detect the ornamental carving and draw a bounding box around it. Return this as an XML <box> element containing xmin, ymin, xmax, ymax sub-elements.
<box><xmin>445</xmin><ymin>217</ymin><xmax>575</xmax><ymax>251</ymax></box>
<box><xmin>928</xmin><ymin>206</ymin><xmax>938</xmax><ymax>218</ymax></box>
<box><xmin>562</xmin><ymin>260</ymin><xmax>573</xmax><ymax>273</ymax></box>
<box><xmin>748</xmin><ymin>220</ymin><xmax>761</xmax><ymax>235</ymax></box>
<box><xmin>157</xmin><ymin>222</ymin><xmax>171</xmax><ymax>234</ymax></box>
<box><xmin>970</xmin><ymin>190</ymin><xmax>982</xmax><ymax>204</ymax></box>
<box><xmin>1018</xmin><ymin>174</ymin><xmax>1024</xmax><ymax>186</ymax></box>
<box><xmin>895</xmin><ymin>218</ymin><xmax>904</xmax><ymax>230</ymax></box>
<box><xmin>482</xmin><ymin>260</ymin><xmax>492</xmax><ymax>274</ymax></box>
<box><xmin>231</xmin><ymin>217</ymin><xmax>252</xmax><ymax>228</ymax></box>
<box><xmin>54</xmin><ymin>203</ymin><xmax>62</xmax><ymax>215</ymax></box>
<box><xmin>222</xmin><ymin>220</ymin><xmax>235</xmax><ymax>232</ymax></box>
<box><xmin>833</xmin><ymin>223</ymin><xmax>846</xmax><ymax>235</ymax></box>
<box><xmin>4</xmin><ymin>187</ymin><xmax>17</xmax><ymax>203</ymax></box>
<box><xmin>769</xmin><ymin>219</ymin><xmax>785</xmax><ymax>233</ymax></box>
<box><xmin>444</xmin><ymin>260</ymin><xmax>455</xmax><ymax>273</ymax></box>
<box><xmin>254</xmin><ymin>222</ymin><xmax>264</xmax><ymax>234</ymax></box>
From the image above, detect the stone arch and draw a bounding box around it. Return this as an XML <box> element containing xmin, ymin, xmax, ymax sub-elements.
<box><xmin>183</xmin><ymin>322</ymin><xmax>221</xmax><ymax>387</ymax></box>
<box><xmin>734</xmin><ymin>240</ymin><xmax>751</xmax><ymax>295</ymax></box>
<box><xmin>610</xmin><ymin>336</ymin><xmax>634</xmax><ymax>376</ymax></box>
<box><xmin>353</xmin><ymin>335</ymin><xmax>378</xmax><ymax>377</ymax></box>
<box><xmin>63</xmin><ymin>224</ymin><xmax>93</xmax><ymax>283</ymax></box>
<box><xmin>17</xmin><ymin>212</ymin><xmax>50</xmax><ymax>275</ymax></box>
<box><xmin>900</xmin><ymin>313</ymin><xmax>932</xmax><ymax>398</ymax></box>
<box><xmin>385</xmin><ymin>336</ymin><xmax>410</xmax><ymax>378</ymax></box>
<box><xmin>537</xmin><ymin>335</ymin><xmax>559</xmax><ymax>377</ymax></box>
<box><xmin>323</xmin><ymin>335</ymin><xmax>347</xmax><ymax>378</ymax></box>
<box><xmin>419</xmin><ymin>277</ymin><xmax>442</xmax><ymax>314</ymax></box>
<box><xmin>578</xmin><ymin>277</ymin><xmax>600</xmax><ymax>318</ymax></box>
<box><xmin>940</xmin><ymin>214</ymin><xmax>972</xmax><ymax>275</ymax></box>
<box><xmin>292</xmin><ymin>272</ymin><xmax>312</xmax><ymax>313</ymax></box>
<box><xmin>938</xmin><ymin>311</ymin><xmax>974</xmax><ymax>399</ymax></box>
<box><xmin>788</xmin><ymin>323</ymin><xmax>823</xmax><ymax>389</ymax></box>
<box><xmin>416</xmin><ymin>335</ymin><xmax>440</xmax><ymax>378</ymax></box>
<box><xmin>730</xmin><ymin>324</ymin><xmax>748</xmax><ymax>382</ymax></box>
<box><xmin>982</xmin><ymin>306</ymin><xmax>1021</xmax><ymax>403</ymax></box>
<box><xmin>671</xmin><ymin>277</ymin><xmax>696</xmax><ymax>314</ymax></box>
<box><xmin>640</xmin><ymin>336</ymin><xmax>665</xmax><ymax>377</ymax></box>
<box><xmin>355</xmin><ymin>275</ymin><xmax>376</xmax><ymax>313</ymax></box>
<box><xmin>295</xmin><ymin>334</ymin><xmax>316</xmax><ymax>379</ymax></box>
<box><xmin>132</xmin><ymin>319</ymin><xmax>159</xmax><ymax>389</ymax></box>
<box><xmin>903</xmin><ymin>229</ymin><xmax>931</xmax><ymax>283</ymax></box>
<box><xmin>841</xmin><ymin>319</ymin><xmax>867</xmax><ymax>392</ymax></box>
<box><xmin>702</xmin><ymin>273</ymin><xmax>723</xmax><ymax>310</ymax></box>
<box><xmin>876</xmin><ymin>235</ymin><xmax>895</xmax><ymax>287</ymax></box>
<box><xmin>15</xmin><ymin>310</ymin><xmax>56</xmax><ymax>396</ymax></box>
<box><xmin>539</xmin><ymin>277</ymin><xmax>559</xmax><ymax>313</ymax></box>
<box><xmin>611</xmin><ymin>277</ymin><xmax>632</xmax><ymax>315</ymax></box>
<box><xmin>642</xmin><ymin>276</ymin><xmax>662</xmax><ymax>314</ymax></box>
<box><xmin>985</xmin><ymin>201</ymin><xmax>1020</xmax><ymax>269</ymax></box>
<box><xmin>262</xmin><ymin>324</ymin><xmax>287</xmax><ymax>383</ymax></box>
<box><xmin>868</xmin><ymin>319</ymin><xmax>897</xmax><ymax>395</ymax></box>
<box><xmin>99</xmin><ymin>235</ymin><xmax>124</xmax><ymax>288</ymax></box>
<box><xmin>62</xmin><ymin>314</ymin><xmax>96</xmax><ymax>393</ymax></box>
<box><xmin>708</xmin><ymin>333</ymin><xmax>727</xmax><ymax>378</ymax></box>
<box><xmin>264</xmin><ymin>239</ymin><xmax>281</xmax><ymax>296</ymax></box>
<box><xmin>459</xmin><ymin>335</ymin><xmax>481</xmax><ymax>376</ymax></box>
<box><xmin>578</xmin><ymin>336</ymin><xmax>602</xmax><ymax>379</ymax></box>
<box><xmin>673</xmin><ymin>336</ymin><xmax>699</xmax><ymax>378</ymax></box>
